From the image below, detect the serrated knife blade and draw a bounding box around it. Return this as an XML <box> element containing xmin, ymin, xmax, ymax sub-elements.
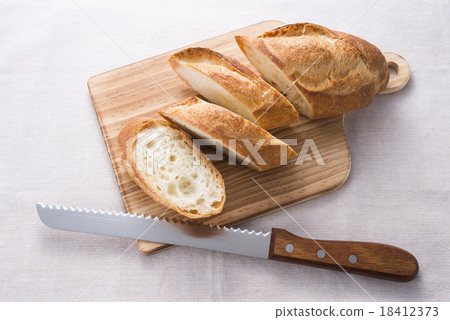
<box><xmin>36</xmin><ymin>203</ymin><xmax>419</xmax><ymax>281</ymax></box>
<box><xmin>36</xmin><ymin>203</ymin><xmax>271</xmax><ymax>259</ymax></box>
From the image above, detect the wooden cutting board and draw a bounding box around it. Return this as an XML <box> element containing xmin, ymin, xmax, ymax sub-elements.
<box><xmin>88</xmin><ymin>20</ymin><xmax>408</xmax><ymax>255</ymax></box>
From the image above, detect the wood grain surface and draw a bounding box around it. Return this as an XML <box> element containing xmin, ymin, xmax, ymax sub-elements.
<box><xmin>87</xmin><ymin>20</ymin><xmax>352</xmax><ymax>255</ymax></box>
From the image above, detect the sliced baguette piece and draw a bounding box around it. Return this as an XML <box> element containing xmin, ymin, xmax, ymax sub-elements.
<box><xmin>159</xmin><ymin>97</ymin><xmax>298</xmax><ymax>172</ymax></box>
<box><xmin>168</xmin><ymin>47</ymin><xmax>300</xmax><ymax>130</ymax></box>
<box><xmin>235</xmin><ymin>23</ymin><xmax>390</xmax><ymax>119</ymax></box>
<box><xmin>118</xmin><ymin>117</ymin><xmax>225</xmax><ymax>219</ymax></box>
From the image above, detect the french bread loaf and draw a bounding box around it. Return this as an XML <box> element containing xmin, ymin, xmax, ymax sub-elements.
<box><xmin>235</xmin><ymin>23</ymin><xmax>389</xmax><ymax>119</ymax></box>
<box><xmin>118</xmin><ymin>117</ymin><xmax>225</xmax><ymax>219</ymax></box>
<box><xmin>168</xmin><ymin>47</ymin><xmax>300</xmax><ymax>130</ymax></box>
<box><xmin>159</xmin><ymin>97</ymin><xmax>298</xmax><ymax>172</ymax></box>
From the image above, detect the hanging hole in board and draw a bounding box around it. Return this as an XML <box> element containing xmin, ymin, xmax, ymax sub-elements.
<box><xmin>388</xmin><ymin>65</ymin><xmax>398</xmax><ymax>78</ymax></box>
<box><xmin>379</xmin><ymin>52</ymin><xmax>410</xmax><ymax>95</ymax></box>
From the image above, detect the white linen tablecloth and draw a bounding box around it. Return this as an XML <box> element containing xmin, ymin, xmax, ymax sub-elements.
<box><xmin>0</xmin><ymin>0</ymin><xmax>449</xmax><ymax>301</ymax></box>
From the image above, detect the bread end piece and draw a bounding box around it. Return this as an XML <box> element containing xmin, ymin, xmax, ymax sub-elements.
<box><xmin>236</xmin><ymin>23</ymin><xmax>389</xmax><ymax>119</ymax></box>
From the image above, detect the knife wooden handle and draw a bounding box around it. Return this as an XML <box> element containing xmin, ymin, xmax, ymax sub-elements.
<box><xmin>268</xmin><ymin>228</ymin><xmax>418</xmax><ymax>282</ymax></box>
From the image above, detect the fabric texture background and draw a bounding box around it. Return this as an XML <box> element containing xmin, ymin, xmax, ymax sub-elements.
<box><xmin>0</xmin><ymin>0</ymin><xmax>449</xmax><ymax>301</ymax></box>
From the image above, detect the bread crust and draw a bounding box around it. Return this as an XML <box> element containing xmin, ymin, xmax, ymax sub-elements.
<box><xmin>168</xmin><ymin>47</ymin><xmax>300</xmax><ymax>129</ymax></box>
<box><xmin>159</xmin><ymin>97</ymin><xmax>298</xmax><ymax>172</ymax></box>
<box><xmin>236</xmin><ymin>23</ymin><xmax>389</xmax><ymax>119</ymax></box>
<box><xmin>118</xmin><ymin>117</ymin><xmax>225</xmax><ymax>219</ymax></box>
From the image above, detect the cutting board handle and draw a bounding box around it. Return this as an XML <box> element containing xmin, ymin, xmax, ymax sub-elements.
<box><xmin>378</xmin><ymin>52</ymin><xmax>411</xmax><ymax>94</ymax></box>
<box><xmin>268</xmin><ymin>228</ymin><xmax>418</xmax><ymax>282</ymax></box>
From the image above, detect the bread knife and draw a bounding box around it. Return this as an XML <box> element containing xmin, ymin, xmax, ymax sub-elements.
<box><xmin>36</xmin><ymin>203</ymin><xmax>418</xmax><ymax>282</ymax></box>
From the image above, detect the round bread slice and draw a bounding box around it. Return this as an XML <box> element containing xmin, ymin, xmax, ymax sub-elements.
<box><xmin>118</xmin><ymin>117</ymin><xmax>225</xmax><ymax>219</ymax></box>
<box><xmin>168</xmin><ymin>47</ymin><xmax>300</xmax><ymax>130</ymax></box>
<box><xmin>159</xmin><ymin>97</ymin><xmax>298</xmax><ymax>172</ymax></box>
<box><xmin>236</xmin><ymin>23</ymin><xmax>389</xmax><ymax>119</ymax></box>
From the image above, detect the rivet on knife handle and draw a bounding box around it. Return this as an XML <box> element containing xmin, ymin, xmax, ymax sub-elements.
<box><xmin>268</xmin><ymin>228</ymin><xmax>419</xmax><ymax>282</ymax></box>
